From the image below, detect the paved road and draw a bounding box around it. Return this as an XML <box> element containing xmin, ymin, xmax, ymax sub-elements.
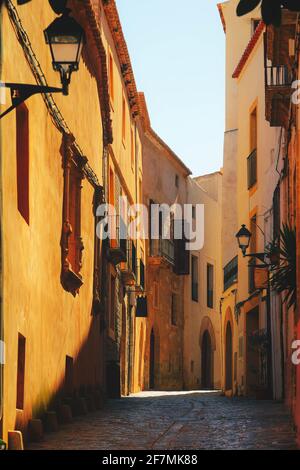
<box><xmin>28</xmin><ymin>391</ymin><xmax>297</xmax><ymax>450</ymax></box>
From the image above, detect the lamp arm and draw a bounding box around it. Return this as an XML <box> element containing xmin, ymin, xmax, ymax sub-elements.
<box><xmin>243</xmin><ymin>252</ymin><xmax>267</xmax><ymax>261</ymax></box>
<box><xmin>0</xmin><ymin>82</ymin><xmax>63</xmax><ymax>119</ymax></box>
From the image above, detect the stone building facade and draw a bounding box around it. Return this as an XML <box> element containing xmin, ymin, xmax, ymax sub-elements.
<box><xmin>138</xmin><ymin>94</ymin><xmax>191</xmax><ymax>391</ymax></box>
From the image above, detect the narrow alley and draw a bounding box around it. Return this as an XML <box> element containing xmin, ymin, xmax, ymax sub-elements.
<box><xmin>28</xmin><ymin>392</ymin><xmax>297</xmax><ymax>450</ymax></box>
<box><xmin>2</xmin><ymin>0</ymin><xmax>300</xmax><ymax>453</ymax></box>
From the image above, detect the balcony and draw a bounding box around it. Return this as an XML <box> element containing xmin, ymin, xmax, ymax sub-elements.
<box><xmin>223</xmin><ymin>256</ymin><xmax>238</xmax><ymax>292</ymax></box>
<box><xmin>149</xmin><ymin>238</ymin><xmax>175</xmax><ymax>267</ymax></box>
<box><xmin>108</xmin><ymin>215</ymin><xmax>127</xmax><ymax>266</ymax></box>
<box><xmin>265</xmin><ymin>65</ymin><xmax>293</xmax><ymax>128</ymax></box>
<box><xmin>264</xmin><ymin>12</ymin><xmax>295</xmax><ymax>129</ymax></box>
<box><xmin>247</xmin><ymin>149</ymin><xmax>257</xmax><ymax>190</ymax></box>
<box><xmin>120</xmin><ymin>240</ymin><xmax>137</xmax><ymax>286</ymax></box>
<box><xmin>266</xmin><ymin>10</ymin><xmax>298</xmax><ymax>66</ymax></box>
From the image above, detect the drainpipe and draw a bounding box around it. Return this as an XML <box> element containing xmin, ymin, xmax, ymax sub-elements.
<box><xmin>0</xmin><ymin>0</ymin><xmax>4</xmax><ymax>439</ymax></box>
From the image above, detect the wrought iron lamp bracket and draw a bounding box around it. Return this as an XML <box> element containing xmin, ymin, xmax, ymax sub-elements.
<box><xmin>0</xmin><ymin>82</ymin><xmax>63</xmax><ymax>119</ymax></box>
<box><xmin>243</xmin><ymin>252</ymin><xmax>272</xmax><ymax>268</ymax></box>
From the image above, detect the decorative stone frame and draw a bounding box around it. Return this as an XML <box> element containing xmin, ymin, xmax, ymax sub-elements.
<box><xmin>60</xmin><ymin>133</ymin><xmax>86</xmax><ymax>296</ymax></box>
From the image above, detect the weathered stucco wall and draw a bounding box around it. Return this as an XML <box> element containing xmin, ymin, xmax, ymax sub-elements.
<box><xmin>0</xmin><ymin>1</ymin><xmax>105</xmax><ymax>442</ymax></box>
<box><xmin>183</xmin><ymin>174</ymin><xmax>222</xmax><ymax>391</ymax></box>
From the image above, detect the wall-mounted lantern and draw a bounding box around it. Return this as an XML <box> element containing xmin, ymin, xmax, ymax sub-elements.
<box><xmin>44</xmin><ymin>9</ymin><xmax>85</xmax><ymax>96</ymax></box>
<box><xmin>236</xmin><ymin>224</ymin><xmax>275</xmax><ymax>267</ymax></box>
<box><xmin>0</xmin><ymin>7</ymin><xmax>85</xmax><ymax>119</ymax></box>
<box><xmin>236</xmin><ymin>224</ymin><xmax>252</xmax><ymax>256</ymax></box>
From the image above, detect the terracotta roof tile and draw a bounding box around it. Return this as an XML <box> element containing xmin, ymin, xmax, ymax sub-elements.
<box><xmin>217</xmin><ymin>3</ymin><xmax>226</xmax><ymax>33</ymax></box>
<box><xmin>102</xmin><ymin>0</ymin><xmax>140</xmax><ymax>119</ymax></box>
<box><xmin>232</xmin><ymin>21</ymin><xmax>265</xmax><ymax>79</ymax></box>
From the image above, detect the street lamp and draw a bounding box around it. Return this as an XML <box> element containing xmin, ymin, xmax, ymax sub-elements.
<box><xmin>44</xmin><ymin>9</ymin><xmax>85</xmax><ymax>96</ymax></box>
<box><xmin>0</xmin><ymin>9</ymin><xmax>85</xmax><ymax>119</ymax></box>
<box><xmin>236</xmin><ymin>224</ymin><xmax>277</xmax><ymax>267</ymax></box>
<box><xmin>236</xmin><ymin>224</ymin><xmax>252</xmax><ymax>256</ymax></box>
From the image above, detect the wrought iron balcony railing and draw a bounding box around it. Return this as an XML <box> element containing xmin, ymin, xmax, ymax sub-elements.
<box><xmin>150</xmin><ymin>238</ymin><xmax>175</xmax><ymax>265</ymax></box>
<box><xmin>265</xmin><ymin>65</ymin><xmax>293</xmax><ymax>88</ymax></box>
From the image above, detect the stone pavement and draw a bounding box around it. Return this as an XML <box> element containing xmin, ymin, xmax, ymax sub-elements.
<box><xmin>28</xmin><ymin>391</ymin><xmax>297</xmax><ymax>450</ymax></box>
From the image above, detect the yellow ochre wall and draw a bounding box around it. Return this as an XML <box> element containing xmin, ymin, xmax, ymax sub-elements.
<box><xmin>0</xmin><ymin>1</ymin><xmax>105</xmax><ymax>442</ymax></box>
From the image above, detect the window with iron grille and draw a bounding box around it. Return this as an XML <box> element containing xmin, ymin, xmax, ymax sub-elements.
<box><xmin>223</xmin><ymin>256</ymin><xmax>238</xmax><ymax>291</ymax></box>
<box><xmin>247</xmin><ymin>149</ymin><xmax>257</xmax><ymax>189</ymax></box>
<box><xmin>191</xmin><ymin>256</ymin><xmax>199</xmax><ymax>302</ymax></box>
<box><xmin>207</xmin><ymin>263</ymin><xmax>214</xmax><ymax>309</ymax></box>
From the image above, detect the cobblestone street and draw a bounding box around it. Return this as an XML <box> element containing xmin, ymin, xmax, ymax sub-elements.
<box><xmin>28</xmin><ymin>391</ymin><xmax>297</xmax><ymax>450</ymax></box>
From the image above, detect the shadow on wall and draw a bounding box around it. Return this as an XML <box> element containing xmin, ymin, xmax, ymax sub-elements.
<box><xmin>13</xmin><ymin>313</ymin><xmax>107</xmax><ymax>445</ymax></box>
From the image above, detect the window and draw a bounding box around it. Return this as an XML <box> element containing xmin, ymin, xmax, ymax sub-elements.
<box><xmin>110</xmin><ymin>275</ymin><xmax>116</xmax><ymax>333</ymax></box>
<box><xmin>16</xmin><ymin>103</ymin><xmax>29</xmax><ymax>224</ymax></box>
<box><xmin>131</xmin><ymin>128</ymin><xmax>135</xmax><ymax>169</ymax></box>
<box><xmin>251</xmin><ymin>19</ymin><xmax>260</xmax><ymax>35</ymax></box>
<box><xmin>248</xmin><ymin>107</ymin><xmax>257</xmax><ymax>189</ymax></box>
<box><xmin>16</xmin><ymin>333</ymin><xmax>26</xmax><ymax>409</ymax></box>
<box><xmin>191</xmin><ymin>256</ymin><xmax>198</xmax><ymax>302</ymax></box>
<box><xmin>122</xmin><ymin>96</ymin><xmax>126</xmax><ymax>143</ymax></box>
<box><xmin>61</xmin><ymin>137</ymin><xmax>84</xmax><ymax>295</ymax></box>
<box><xmin>174</xmin><ymin>218</ymin><xmax>190</xmax><ymax>275</ymax></box>
<box><xmin>175</xmin><ymin>174</ymin><xmax>179</xmax><ymax>188</ymax></box>
<box><xmin>65</xmin><ymin>356</ymin><xmax>74</xmax><ymax>395</ymax></box>
<box><xmin>207</xmin><ymin>263</ymin><xmax>214</xmax><ymax>309</ymax></box>
<box><xmin>109</xmin><ymin>52</ymin><xmax>114</xmax><ymax>103</ymax></box>
<box><xmin>68</xmin><ymin>162</ymin><xmax>82</xmax><ymax>275</ymax></box>
<box><xmin>247</xmin><ymin>149</ymin><xmax>257</xmax><ymax>189</ymax></box>
<box><xmin>250</xmin><ymin>107</ymin><xmax>257</xmax><ymax>152</ymax></box>
<box><xmin>171</xmin><ymin>293</ymin><xmax>178</xmax><ymax>326</ymax></box>
<box><xmin>224</xmin><ymin>256</ymin><xmax>238</xmax><ymax>291</ymax></box>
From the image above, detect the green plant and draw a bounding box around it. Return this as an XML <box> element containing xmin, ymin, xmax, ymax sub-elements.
<box><xmin>270</xmin><ymin>224</ymin><xmax>296</xmax><ymax>309</ymax></box>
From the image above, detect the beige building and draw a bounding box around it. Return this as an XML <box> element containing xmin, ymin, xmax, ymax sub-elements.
<box><xmin>219</xmin><ymin>0</ymin><xmax>285</xmax><ymax>399</ymax></box>
<box><xmin>183</xmin><ymin>172</ymin><xmax>223</xmax><ymax>390</ymax></box>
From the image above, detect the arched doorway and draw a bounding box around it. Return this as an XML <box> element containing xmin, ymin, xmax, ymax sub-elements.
<box><xmin>149</xmin><ymin>329</ymin><xmax>155</xmax><ymax>390</ymax></box>
<box><xmin>225</xmin><ymin>321</ymin><xmax>233</xmax><ymax>391</ymax></box>
<box><xmin>201</xmin><ymin>330</ymin><xmax>213</xmax><ymax>389</ymax></box>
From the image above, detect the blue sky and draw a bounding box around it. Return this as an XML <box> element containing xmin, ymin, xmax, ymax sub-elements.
<box><xmin>116</xmin><ymin>0</ymin><xmax>225</xmax><ymax>176</ymax></box>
